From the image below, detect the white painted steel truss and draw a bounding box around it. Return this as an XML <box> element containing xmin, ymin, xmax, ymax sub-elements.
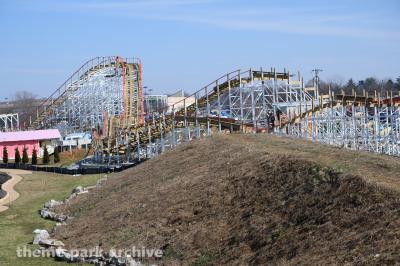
<box><xmin>284</xmin><ymin>104</ymin><xmax>400</xmax><ymax>156</ymax></box>
<box><xmin>0</xmin><ymin>113</ymin><xmax>19</xmax><ymax>131</ymax></box>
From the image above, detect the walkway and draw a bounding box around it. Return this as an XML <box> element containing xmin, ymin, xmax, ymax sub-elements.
<box><xmin>0</xmin><ymin>169</ymin><xmax>32</xmax><ymax>213</ymax></box>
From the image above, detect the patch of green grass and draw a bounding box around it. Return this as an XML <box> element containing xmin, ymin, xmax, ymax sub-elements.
<box><xmin>192</xmin><ymin>250</ymin><xmax>218</xmax><ymax>266</ymax></box>
<box><xmin>163</xmin><ymin>244</ymin><xmax>176</xmax><ymax>258</ymax></box>
<box><xmin>108</xmin><ymin>227</ymin><xmax>138</xmax><ymax>247</ymax></box>
<box><xmin>0</xmin><ymin>171</ymin><xmax>102</xmax><ymax>266</ymax></box>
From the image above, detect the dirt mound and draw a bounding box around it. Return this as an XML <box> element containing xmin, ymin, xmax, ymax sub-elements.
<box><xmin>53</xmin><ymin>135</ymin><xmax>400</xmax><ymax>265</ymax></box>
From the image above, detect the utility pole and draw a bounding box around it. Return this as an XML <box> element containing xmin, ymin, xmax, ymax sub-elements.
<box><xmin>312</xmin><ymin>68</ymin><xmax>323</xmax><ymax>99</ymax></box>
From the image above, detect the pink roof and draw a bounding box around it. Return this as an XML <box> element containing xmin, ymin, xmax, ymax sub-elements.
<box><xmin>0</xmin><ymin>129</ymin><xmax>61</xmax><ymax>142</ymax></box>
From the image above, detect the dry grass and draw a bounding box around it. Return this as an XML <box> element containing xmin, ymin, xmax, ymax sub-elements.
<box><xmin>53</xmin><ymin>134</ymin><xmax>400</xmax><ymax>265</ymax></box>
<box><xmin>37</xmin><ymin>148</ymin><xmax>91</xmax><ymax>167</ymax></box>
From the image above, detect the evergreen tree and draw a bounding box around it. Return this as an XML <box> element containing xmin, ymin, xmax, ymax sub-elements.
<box><xmin>22</xmin><ymin>146</ymin><xmax>29</xmax><ymax>164</ymax></box>
<box><xmin>364</xmin><ymin>77</ymin><xmax>380</xmax><ymax>94</ymax></box>
<box><xmin>31</xmin><ymin>148</ymin><xmax>37</xmax><ymax>165</ymax></box>
<box><xmin>2</xmin><ymin>146</ymin><xmax>8</xmax><ymax>164</ymax></box>
<box><xmin>14</xmin><ymin>148</ymin><xmax>21</xmax><ymax>163</ymax></box>
<box><xmin>395</xmin><ymin>76</ymin><xmax>400</xmax><ymax>91</ymax></box>
<box><xmin>386</xmin><ymin>79</ymin><xmax>394</xmax><ymax>89</ymax></box>
<box><xmin>345</xmin><ymin>78</ymin><xmax>357</xmax><ymax>94</ymax></box>
<box><xmin>53</xmin><ymin>147</ymin><xmax>60</xmax><ymax>163</ymax></box>
<box><xmin>42</xmin><ymin>146</ymin><xmax>49</xmax><ymax>164</ymax></box>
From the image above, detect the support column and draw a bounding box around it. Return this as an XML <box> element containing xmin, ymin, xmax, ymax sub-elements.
<box><xmin>217</xmin><ymin>80</ymin><xmax>222</xmax><ymax>133</ymax></box>
<box><xmin>206</xmin><ymin>87</ymin><xmax>211</xmax><ymax>136</ymax></box>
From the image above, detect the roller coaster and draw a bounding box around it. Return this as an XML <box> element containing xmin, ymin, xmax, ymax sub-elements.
<box><xmin>30</xmin><ymin>56</ymin><xmax>144</xmax><ymax>134</ymax></box>
<box><xmin>29</xmin><ymin>56</ymin><xmax>400</xmax><ymax>165</ymax></box>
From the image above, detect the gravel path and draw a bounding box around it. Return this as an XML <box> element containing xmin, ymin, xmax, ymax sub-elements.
<box><xmin>0</xmin><ymin>169</ymin><xmax>32</xmax><ymax>213</ymax></box>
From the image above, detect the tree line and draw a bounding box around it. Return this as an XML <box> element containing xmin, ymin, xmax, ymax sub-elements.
<box><xmin>1</xmin><ymin>91</ymin><xmax>42</xmax><ymax>128</ymax></box>
<box><xmin>2</xmin><ymin>146</ymin><xmax>60</xmax><ymax>165</ymax></box>
<box><xmin>2</xmin><ymin>76</ymin><xmax>400</xmax><ymax>129</ymax></box>
<box><xmin>310</xmin><ymin>76</ymin><xmax>400</xmax><ymax>97</ymax></box>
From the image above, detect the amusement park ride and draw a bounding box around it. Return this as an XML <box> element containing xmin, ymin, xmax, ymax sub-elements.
<box><xmin>28</xmin><ymin>56</ymin><xmax>400</xmax><ymax>165</ymax></box>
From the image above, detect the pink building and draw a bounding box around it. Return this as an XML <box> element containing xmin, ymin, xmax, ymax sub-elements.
<box><xmin>0</xmin><ymin>129</ymin><xmax>61</xmax><ymax>159</ymax></box>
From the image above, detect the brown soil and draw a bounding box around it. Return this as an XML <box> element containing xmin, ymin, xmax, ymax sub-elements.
<box><xmin>53</xmin><ymin>134</ymin><xmax>400</xmax><ymax>265</ymax></box>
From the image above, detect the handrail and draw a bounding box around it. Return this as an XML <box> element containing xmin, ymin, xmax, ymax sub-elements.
<box><xmin>164</xmin><ymin>68</ymin><xmax>290</xmax><ymax>115</ymax></box>
<box><xmin>167</xmin><ymin>69</ymin><xmax>242</xmax><ymax>109</ymax></box>
<box><xmin>31</xmin><ymin>57</ymin><xmax>111</xmax><ymax>122</ymax></box>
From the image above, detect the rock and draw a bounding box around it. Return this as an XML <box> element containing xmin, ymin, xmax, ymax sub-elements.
<box><xmin>109</xmin><ymin>256</ymin><xmax>122</xmax><ymax>265</ymax></box>
<box><xmin>40</xmin><ymin>208</ymin><xmax>68</xmax><ymax>222</ymax></box>
<box><xmin>126</xmin><ymin>255</ymin><xmax>142</xmax><ymax>266</ymax></box>
<box><xmin>65</xmin><ymin>192</ymin><xmax>78</xmax><ymax>202</ymax></box>
<box><xmin>54</xmin><ymin>247</ymin><xmax>70</xmax><ymax>261</ymax></box>
<box><xmin>106</xmin><ymin>249</ymin><xmax>128</xmax><ymax>265</ymax></box>
<box><xmin>96</xmin><ymin>177</ymin><xmax>108</xmax><ymax>187</ymax></box>
<box><xmin>44</xmin><ymin>199</ymin><xmax>63</xmax><ymax>209</ymax></box>
<box><xmin>32</xmin><ymin>229</ymin><xmax>49</xmax><ymax>244</ymax></box>
<box><xmin>52</xmin><ymin>240</ymin><xmax>65</xmax><ymax>247</ymax></box>
<box><xmin>38</xmin><ymin>239</ymin><xmax>53</xmax><ymax>246</ymax></box>
<box><xmin>54</xmin><ymin>247</ymin><xmax>81</xmax><ymax>262</ymax></box>
<box><xmin>108</xmin><ymin>249</ymin><xmax>117</xmax><ymax>258</ymax></box>
<box><xmin>86</xmin><ymin>255</ymin><xmax>101</xmax><ymax>264</ymax></box>
<box><xmin>72</xmin><ymin>186</ymin><xmax>84</xmax><ymax>194</ymax></box>
<box><xmin>38</xmin><ymin>238</ymin><xmax>64</xmax><ymax>247</ymax></box>
<box><xmin>64</xmin><ymin>186</ymin><xmax>87</xmax><ymax>202</ymax></box>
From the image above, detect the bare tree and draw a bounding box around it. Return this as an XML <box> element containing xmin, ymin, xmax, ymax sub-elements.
<box><xmin>11</xmin><ymin>91</ymin><xmax>38</xmax><ymax>128</ymax></box>
<box><xmin>326</xmin><ymin>75</ymin><xmax>345</xmax><ymax>88</ymax></box>
<box><xmin>305</xmin><ymin>79</ymin><xmax>338</xmax><ymax>94</ymax></box>
<box><xmin>13</xmin><ymin>91</ymin><xmax>36</xmax><ymax>102</ymax></box>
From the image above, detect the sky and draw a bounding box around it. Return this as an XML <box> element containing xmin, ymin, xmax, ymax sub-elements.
<box><xmin>0</xmin><ymin>0</ymin><xmax>399</xmax><ymax>99</ymax></box>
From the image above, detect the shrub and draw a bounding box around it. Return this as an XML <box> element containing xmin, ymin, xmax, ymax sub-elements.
<box><xmin>31</xmin><ymin>148</ymin><xmax>38</xmax><ymax>165</ymax></box>
<box><xmin>14</xmin><ymin>148</ymin><xmax>21</xmax><ymax>163</ymax></box>
<box><xmin>54</xmin><ymin>147</ymin><xmax>60</xmax><ymax>163</ymax></box>
<box><xmin>2</xmin><ymin>146</ymin><xmax>8</xmax><ymax>163</ymax></box>
<box><xmin>22</xmin><ymin>146</ymin><xmax>29</xmax><ymax>164</ymax></box>
<box><xmin>42</xmin><ymin>145</ymin><xmax>49</xmax><ymax>164</ymax></box>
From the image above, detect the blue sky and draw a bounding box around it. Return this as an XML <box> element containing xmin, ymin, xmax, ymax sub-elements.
<box><xmin>0</xmin><ymin>0</ymin><xmax>399</xmax><ymax>98</ymax></box>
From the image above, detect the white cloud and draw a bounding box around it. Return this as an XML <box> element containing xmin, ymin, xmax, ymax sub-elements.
<box><xmin>23</xmin><ymin>0</ymin><xmax>400</xmax><ymax>40</ymax></box>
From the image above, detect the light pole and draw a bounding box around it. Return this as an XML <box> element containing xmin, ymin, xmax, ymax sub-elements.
<box><xmin>312</xmin><ymin>69</ymin><xmax>323</xmax><ymax>99</ymax></box>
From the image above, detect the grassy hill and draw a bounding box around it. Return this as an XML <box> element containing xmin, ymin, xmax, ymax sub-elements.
<box><xmin>52</xmin><ymin>134</ymin><xmax>400</xmax><ymax>265</ymax></box>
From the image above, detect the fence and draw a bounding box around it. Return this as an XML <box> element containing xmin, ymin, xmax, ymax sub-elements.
<box><xmin>0</xmin><ymin>162</ymin><xmax>139</xmax><ymax>175</ymax></box>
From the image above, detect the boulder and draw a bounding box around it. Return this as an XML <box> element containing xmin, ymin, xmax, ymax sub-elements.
<box><xmin>52</xmin><ymin>240</ymin><xmax>65</xmax><ymax>247</ymax></box>
<box><xmin>38</xmin><ymin>239</ymin><xmax>53</xmax><ymax>246</ymax></box>
<box><xmin>126</xmin><ymin>255</ymin><xmax>143</xmax><ymax>266</ymax></box>
<box><xmin>65</xmin><ymin>192</ymin><xmax>78</xmax><ymax>202</ymax></box>
<box><xmin>54</xmin><ymin>247</ymin><xmax>80</xmax><ymax>262</ymax></box>
<box><xmin>72</xmin><ymin>186</ymin><xmax>84</xmax><ymax>194</ymax></box>
<box><xmin>44</xmin><ymin>199</ymin><xmax>63</xmax><ymax>209</ymax></box>
<box><xmin>38</xmin><ymin>238</ymin><xmax>64</xmax><ymax>247</ymax></box>
<box><xmin>54</xmin><ymin>247</ymin><xmax>71</xmax><ymax>261</ymax></box>
<box><xmin>32</xmin><ymin>229</ymin><xmax>49</xmax><ymax>244</ymax></box>
<box><xmin>96</xmin><ymin>176</ymin><xmax>108</xmax><ymax>187</ymax></box>
<box><xmin>86</xmin><ymin>255</ymin><xmax>101</xmax><ymax>264</ymax></box>
<box><xmin>40</xmin><ymin>208</ymin><xmax>68</xmax><ymax>222</ymax></box>
<box><xmin>103</xmin><ymin>249</ymin><xmax>121</xmax><ymax>265</ymax></box>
